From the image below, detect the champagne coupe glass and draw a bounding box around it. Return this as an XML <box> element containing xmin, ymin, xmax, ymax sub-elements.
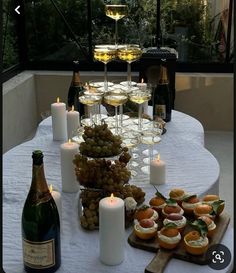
<box><xmin>141</xmin><ymin>122</ymin><xmax>162</xmax><ymax>174</ymax></box>
<box><xmin>121</xmin><ymin>134</ymin><xmax>140</xmax><ymax>177</ymax></box>
<box><xmin>129</xmin><ymin>89</ymin><xmax>151</xmax><ymax>131</ymax></box>
<box><xmin>103</xmin><ymin>91</ymin><xmax>128</xmax><ymax>135</ymax></box>
<box><xmin>105</xmin><ymin>1</ymin><xmax>128</xmax><ymax>46</ymax></box>
<box><xmin>72</xmin><ymin>127</ymin><xmax>84</xmax><ymax>144</ymax></box>
<box><xmin>93</xmin><ymin>45</ymin><xmax>117</xmax><ymax>92</ymax></box>
<box><xmin>109</xmin><ymin>88</ymin><xmax>128</xmax><ymax>128</ymax></box>
<box><xmin>79</xmin><ymin>92</ymin><xmax>102</xmax><ymax>126</ymax></box>
<box><xmin>117</xmin><ymin>44</ymin><xmax>142</xmax><ymax>90</ymax></box>
<box><xmin>87</xmin><ymin>81</ymin><xmax>107</xmax><ymax>124</ymax></box>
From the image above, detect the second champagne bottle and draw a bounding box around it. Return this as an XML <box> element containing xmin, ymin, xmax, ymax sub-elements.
<box><xmin>153</xmin><ymin>65</ymin><xmax>171</xmax><ymax>122</ymax></box>
<box><xmin>67</xmin><ymin>60</ymin><xmax>86</xmax><ymax>117</ymax></box>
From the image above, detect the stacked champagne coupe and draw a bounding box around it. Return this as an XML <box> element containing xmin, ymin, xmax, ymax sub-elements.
<box><xmin>74</xmin><ymin>1</ymin><xmax>163</xmax><ymax>178</ymax></box>
<box><xmin>105</xmin><ymin>1</ymin><xmax>128</xmax><ymax>47</ymax></box>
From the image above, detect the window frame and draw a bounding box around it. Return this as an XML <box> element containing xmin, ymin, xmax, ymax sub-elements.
<box><xmin>1</xmin><ymin>0</ymin><xmax>234</xmax><ymax>83</ymax></box>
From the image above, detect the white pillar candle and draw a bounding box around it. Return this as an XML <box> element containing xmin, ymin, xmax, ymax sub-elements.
<box><xmin>67</xmin><ymin>106</ymin><xmax>80</xmax><ymax>139</ymax></box>
<box><xmin>150</xmin><ymin>154</ymin><xmax>166</xmax><ymax>185</ymax></box>
<box><xmin>99</xmin><ymin>194</ymin><xmax>125</xmax><ymax>265</ymax></box>
<box><xmin>136</xmin><ymin>78</ymin><xmax>147</xmax><ymax>91</ymax></box>
<box><xmin>60</xmin><ymin>139</ymin><xmax>79</xmax><ymax>193</ymax></box>
<box><xmin>49</xmin><ymin>185</ymin><xmax>62</xmax><ymax>228</ymax></box>
<box><xmin>51</xmin><ymin>97</ymin><xmax>67</xmax><ymax>141</ymax></box>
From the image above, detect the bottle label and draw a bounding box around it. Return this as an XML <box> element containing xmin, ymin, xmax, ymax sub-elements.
<box><xmin>155</xmin><ymin>104</ymin><xmax>166</xmax><ymax>119</ymax></box>
<box><xmin>23</xmin><ymin>238</ymin><xmax>55</xmax><ymax>269</ymax></box>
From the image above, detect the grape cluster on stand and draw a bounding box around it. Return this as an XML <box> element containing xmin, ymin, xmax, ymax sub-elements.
<box><xmin>79</xmin><ymin>122</ymin><xmax>122</xmax><ymax>158</ymax></box>
<box><xmin>73</xmin><ymin>122</ymin><xmax>146</xmax><ymax>230</ymax></box>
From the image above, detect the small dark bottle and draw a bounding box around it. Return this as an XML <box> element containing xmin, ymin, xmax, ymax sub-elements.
<box><xmin>22</xmin><ymin>150</ymin><xmax>61</xmax><ymax>272</ymax></box>
<box><xmin>153</xmin><ymin>65</ymin><xmax>171</xmax><ymax>122</ymax></box>
<box><xmin>67</xmin><ymin>60</ymin><xmax>85</xmax><ymax>116</ymax></box>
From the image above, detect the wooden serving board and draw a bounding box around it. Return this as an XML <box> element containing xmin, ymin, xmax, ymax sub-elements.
<box><xmin>128</xmin><ymin>213</ymin><xmax>230</xmax><ymax>273</ymax></box>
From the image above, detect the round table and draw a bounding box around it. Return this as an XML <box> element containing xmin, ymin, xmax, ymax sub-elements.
<box><xmin>3</xmin><ymin>111</ymin><xmax>233</xmax><ymax>273</ymax></box>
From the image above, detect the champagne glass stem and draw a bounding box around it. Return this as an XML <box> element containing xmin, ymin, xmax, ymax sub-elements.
<box><xmin>138</xmin><ymin>103</ymin><xmax>142</xmax><ymax>131</ymax></box>
<box><xmin>115</xmin><ymin>106</ymin><xmax>118</xmax><ymax>135</ymax></box>
<box><xmin>128</xmin><ymin>147</ymin><xmax>137</xmax><ymax>177</ymax></box>
<box><xmin>88</xmin><ymin>106</ymin><xmax>93</xmax><ymax>125</ymax></box>
<box><xmin>98</xmin><ymin>103</ymin><xmax>101</xmax><ymax>124</ymax></box>
<box><xmin>115</xmin><ymin>20</ymin><xmax>118</xmax><ymax>46</ymax></box>
<box><xmin>149</xmin><ymin>141</ymin><xmax>154</xmax><ymax>162</ymax></box>
<box><xmin>104</xmin><ymin>63</ymin><xmax>108</xmax><ymax>92</ymax></box>
<box><xmin>147</xmin><ymin>143</ymin><xmax>153</xmax><ymax>173</ymax></box>
<box><xmin>127</xmin><ymin>62</ymin><xmax>131</xmax><ymax>90</ymax></box>
<box><xmin>94</xmin><ymin>105</ymin><xmax>97</xmax><ymax>124</ymax></box>
<box><xmin>119</xmin><ymin>104</ymin><xmax>123</xmax><ymax>127</ymax></box>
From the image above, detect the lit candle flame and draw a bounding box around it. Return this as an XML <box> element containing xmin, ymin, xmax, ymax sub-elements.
<box><xmin>141</xmin><ymin>78</ymin><xmax>144</xmax><ymax>83</ymax></box>
<box><xmin>156</xmin><ymin>154</ymin><xmax>160</xmax><ymax>161</ymax></box>
<box><xmin>110</xmin><ymin>193</ymin><xmax>114</xmax><ymax>202</ymax></box>
<box><xmin>68</xmin><ymin>139</ymin><xmax>71</xmax><ymax>144</ymax></box>
<box><xmin>49</xmin><ymin>184</ymin><xmax>53</xmax><ymax>193</ymax></box>
<box><xmin>72</xmin><ymin>105</ymin><xmax>74</xmax><ymax>111</ymax></box>
<box><xmin>57</xmin><ymin>97</ymin><xmax>60</xmax><ymax>103</ymax></box>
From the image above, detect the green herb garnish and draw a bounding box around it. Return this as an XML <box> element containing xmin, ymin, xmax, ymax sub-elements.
<box><xmin>164</xmin><ymin>222</ymin><xmax>178</xmax><ymax>229</ymax></box>
<box><xmin>165</xmin><ymin>198</ymin><xmax>177</xmax><ymax>206</ymax></box>
<box><xmin>189</xmin><ymin>219</ymin><xmax>208</xmax><ymax>237</ymax></box>
<box><xmin>155</xmin><ymin>190</ymin><xmax>167</xmax><ymax>200</ymax></box>
<box><xmin>139</xmin><ymin>205</ymin><xmax>150</xmax><ymax>211</ymax></box>
<box><xmin>183</xmin><ymin>194</ymin><xmax>197</xmax><ymax>202</ymax></box>
<box><xmin>211</xmin><ymin>200</ymin><xmax>225</xmax><ymax>215</ymax></box>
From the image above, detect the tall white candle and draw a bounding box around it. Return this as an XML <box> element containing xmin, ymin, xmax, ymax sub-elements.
<box><xmin>99</xmin><ymin>194</ymin><xmax>125</xmax><ymax>265</ymax></box>
<box><xmin>60</xmin><ymin>139</ymin><xmax>79</xmax><ymax>193</ymax></box>
<box><xmin>67</xmin><ymin>106</ymin><xmax>80</xmax><ymax>139</ymax></box>
<box><xmin>51</xmin><ymin>97</ymin><xmax>67</xmax><ymax>141</ymax></box>
<box><xmin>150</xmin><ymin>154</ymin><xmax>166</xmax><ymax>185</ymax></box>
<box><xmin>49</xmin><ymin>185</ymin><xmax>62</xmax><ymax>229</ymax></box>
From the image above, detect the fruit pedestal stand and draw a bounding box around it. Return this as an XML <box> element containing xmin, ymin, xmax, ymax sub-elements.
<box><xmin>73</xmin><ymin>123</ymin><xmax>146</xmax><ymax>230</ymax></box>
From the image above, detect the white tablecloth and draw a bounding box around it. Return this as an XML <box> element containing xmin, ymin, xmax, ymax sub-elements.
<box><xmin>3</xmin><ymin>111</ymin><xmax>233</xmax><ymax>273</ymax></box>
<box><xmin>35</xmin><ymin>110</ymin><xmax>205</xmax><ymax>146</ymax></box>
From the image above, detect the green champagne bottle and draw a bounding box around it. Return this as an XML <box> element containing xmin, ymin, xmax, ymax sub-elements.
<box><xmin>67</xmin><ymin>61</ymin><xmax>85</xmax><ymax>116</ymax></box>
<box><xmin>153</xmin><ymin>65</ymin><xmax>171</xmax><ymax>122</ymax></box>
<box><xmin>22</xmin><ymin>150</ymin><xmax>61</xmax><ymax>272</ymax></box>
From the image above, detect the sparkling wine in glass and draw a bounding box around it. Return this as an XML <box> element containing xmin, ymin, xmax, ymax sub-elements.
<box><xmin>93</xmin><ymin>46</ymin><xmax>117</xmax><ymax>92</ymax></box>
<box><xmin>79</xmin><ymin>92</ymin><xmax>102</xmax><ymax>125</ymax></box>
<box><xmin>117</xmin><ymin>45</ymin><xmax>142</xmax><ymax>90</ymax></box>
<box><xmin>104</xmin><ymin>91</ymin><xmax>128</xmax><ymax>135</ymax></box>
<box><xmin>129</xmin><ymin>90</ymin><xmax>151</xmax><ymax>131</ymax></box>
<box><xmin>105</xmin><ymin>3</ymin><xmax>128</xmax><ymax>46</ymax></box>
<box><xmin>85</xmin><ymin>81</ymin><xmax>105</xmax><ymax>124</ymax></box>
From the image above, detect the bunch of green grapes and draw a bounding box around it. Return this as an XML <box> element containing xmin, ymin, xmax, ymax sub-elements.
<box><xmin>80</xmin><ymin>189</ymin><xmax>102</xmax><ymax>208</ymax></box>
<box><xmin>80</xmin><ymin>190</ymin><xmax>101</xmax><ymax>230</ymax></box>
<box><xmin>79</xmin><ymin>123</ymin><xmax>123</xmax><ymax>157</ymax></box>
<box><xmin>73</xmin><ymin>151</ymin><xmax>131</xmax><ymax>189</ymax></box>
<box><xmin>120</xmin><ymin>184</ymin><xmax>146</xmax><ymax>205</ymax></box>
<box><xmin>79</xmin><ymin>185</ymin><xmax>145</xmax><ymax>230</ymax></box>
<box><xmin>80</xmin><ymin>206</ymin><xmax>99</xmax><ymax>230</ymax></box>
